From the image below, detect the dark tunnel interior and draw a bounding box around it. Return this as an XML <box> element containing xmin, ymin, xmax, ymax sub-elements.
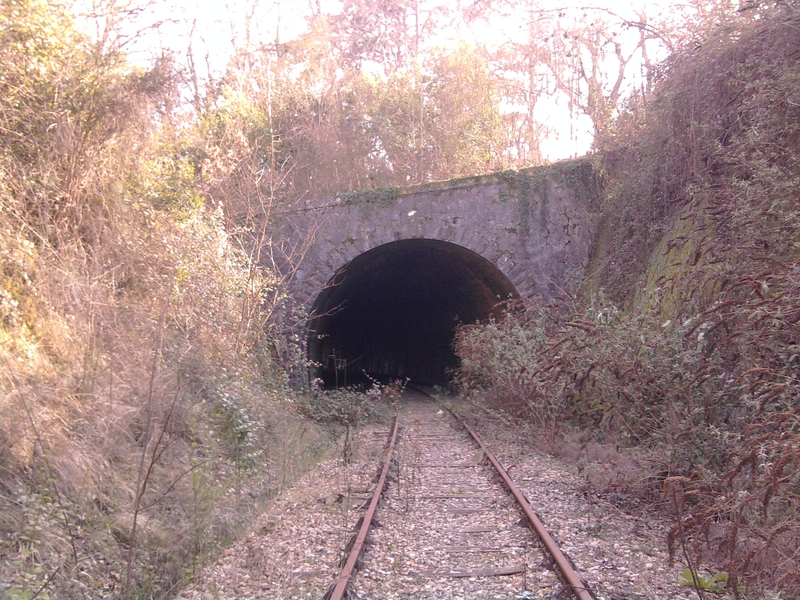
<box><xmin>307</xmin><ymin>239</ymin><xmax>519</xmax><ymax>388</ymax></box>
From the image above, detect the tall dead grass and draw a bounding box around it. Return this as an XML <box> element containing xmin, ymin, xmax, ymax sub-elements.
<box><xmin>0</xmin><ymin>2</ymin><xmax>329</xmax><ymax>598</ymax></box>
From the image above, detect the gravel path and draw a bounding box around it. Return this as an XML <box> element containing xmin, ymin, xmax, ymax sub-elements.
<box><xmin>179</xmin><ymin>394</ymin><xmax>698</xmax><ymax>599</ymax></box>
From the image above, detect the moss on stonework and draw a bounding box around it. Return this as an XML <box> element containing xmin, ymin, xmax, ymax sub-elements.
<box><xmin>581</xmin><ymin>215</ymin><xmax>612</xmax><ymax>298</ymax></box>
<box><xmin>337</xmin><ymin>185</ymin><xmax>399</xmax><ymax>207</ymax></box>
<box><xmin>498</xmin><ymin>158</ymin><xmax>599</xmax><ymax>240</ymax></box>
<box><xmin>334</xmin><ymin>160</ymin><xmax>599</xmax><ymax>231</ymax></box>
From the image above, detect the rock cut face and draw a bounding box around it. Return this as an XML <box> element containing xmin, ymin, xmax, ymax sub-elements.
<box><xmin>307</xmin><ymin>238</ymin><xmax>519</xmax><ymax>388</ymax></box>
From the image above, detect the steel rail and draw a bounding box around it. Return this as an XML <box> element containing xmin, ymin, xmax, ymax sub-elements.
<box><xmin>326</xmin><ymin>416</ymin><xmax>399</xmax><ymax>600</ymax></box>
<box><xmin>450</xmin><ymin>409</ymin><xmax>595</xmax><ymax>600</ymax></box>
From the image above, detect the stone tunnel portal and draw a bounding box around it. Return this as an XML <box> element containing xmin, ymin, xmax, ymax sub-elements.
<box><xmin>307</xmin><ymin>239</ymin><xmax>519</xmax><ymax>388</ymax></box>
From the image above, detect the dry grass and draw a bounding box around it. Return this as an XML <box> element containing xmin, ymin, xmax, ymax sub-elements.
<box><xmin>0</xmin><ymin>3</ymin><xmax>332</xmax><ymax>598</ymax></box>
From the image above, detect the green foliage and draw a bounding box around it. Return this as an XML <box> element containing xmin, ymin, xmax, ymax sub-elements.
<box><xmin>207</xmin><ymin>369</ymin><xmax>266</xmax><ymax>469</ymax></box>
<box><xmin>0</xmin><ymin>484</ymin><xmax>84</xmax><ymax>599</ymax></box>
<box><xmin>454</xmin><ymin>295</ymin><xmax>711</xmax><ymax>451</ymax></box>
<box><xmin>135</xmin><ymin>155</ymin><xmax>205</xmax><ymax>216</ymax></box>
<box><xmin>296</xmin><ymin>386</ymin><xmax>377</xmax><ymax>426</ymax></box>
<box><xmin>422</xmin><ymin>45</ymin><xmax>506</xmax><ymax>177</ymax></box>
<box><xmin>679</xmin><ymin>569</ymin><xmax>737</xmax><ymax>595</ymax></box>
<box><xmin>0</xmin><ymin>0</ymin><xmax>79</xmax><ymax>109</ymax></box>
<box><xmin>337</xmin><ymin>185</ymin><xmax>399</xmax><ymax>207</ymax></box>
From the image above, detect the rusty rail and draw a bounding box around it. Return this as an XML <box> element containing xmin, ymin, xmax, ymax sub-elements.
<box><xmin>450</xmin><ymin>409</ymin><xmax>595</xmax><ymax>600</ymax></box>
<box><xmin>326</xmin><ymin>416</ymin><xmax>399</xmax><ymax>600</ymax></box>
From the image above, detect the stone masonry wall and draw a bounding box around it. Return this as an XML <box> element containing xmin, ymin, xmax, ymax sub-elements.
<box><xmin>276</xmin><ymin>157</ymin><xmax>602</xmax><ymax>314</ymax></box>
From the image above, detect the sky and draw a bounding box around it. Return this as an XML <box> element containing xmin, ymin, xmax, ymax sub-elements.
<box><xmin>76</xmin><ymin>0</ymin><xmax>680</xmax><ymax>162</ymax></box>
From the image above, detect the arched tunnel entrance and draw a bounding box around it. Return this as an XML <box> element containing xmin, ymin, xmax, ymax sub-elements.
<box><xmin>307</xmin><ymin>239</ymin><xmax>519</xmax><ymax>388</ymax></box>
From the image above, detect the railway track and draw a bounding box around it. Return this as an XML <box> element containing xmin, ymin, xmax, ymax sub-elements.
<box><xmin>326</xmin><ymin>394</ymin><xmax>594</xmax><ymax>600</ymax></box>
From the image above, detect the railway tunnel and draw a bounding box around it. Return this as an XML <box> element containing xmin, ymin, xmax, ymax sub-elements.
<box><xmin>307</xmin><ymin>238</ymin><xmax>519</xmax><ymax>388</ymax></box>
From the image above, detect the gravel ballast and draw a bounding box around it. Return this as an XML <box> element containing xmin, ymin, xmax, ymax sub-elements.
<box><xmin>179</xmin><ymin>396</ymin><xmax>697</xmax><ymax>599</ymax></box>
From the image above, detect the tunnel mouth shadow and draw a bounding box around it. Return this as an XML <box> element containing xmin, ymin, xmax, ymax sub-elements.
<box><xmin>307</xmin><ymin>239</ymin><xmax>519</xmax><ymax>389</ymax></box>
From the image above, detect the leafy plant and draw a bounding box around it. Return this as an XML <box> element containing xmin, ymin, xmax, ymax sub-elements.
<box><xmin>296</xmin><ymin>384</ymin><xmax>377</xmax><ymax>426</ymax></box>
<box><xmin>679</xmin><ymin>569</ymin><xmax>731</xmax><ymax>595</ymax></box>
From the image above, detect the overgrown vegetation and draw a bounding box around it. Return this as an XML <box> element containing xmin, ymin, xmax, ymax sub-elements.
<box><xmin>455</xmin><ymin>5</ymin><xmax>800</xmax><ymax>595</ymax></box>
<box><xmin>0</xmin><ymin>2</ymin><xmax>331</xmax><ymax>597</ymax></box>
<box><xmin>3</xmin><ymin>0</ymin><xmax>799</xmax><ymax>596</ymax></box>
